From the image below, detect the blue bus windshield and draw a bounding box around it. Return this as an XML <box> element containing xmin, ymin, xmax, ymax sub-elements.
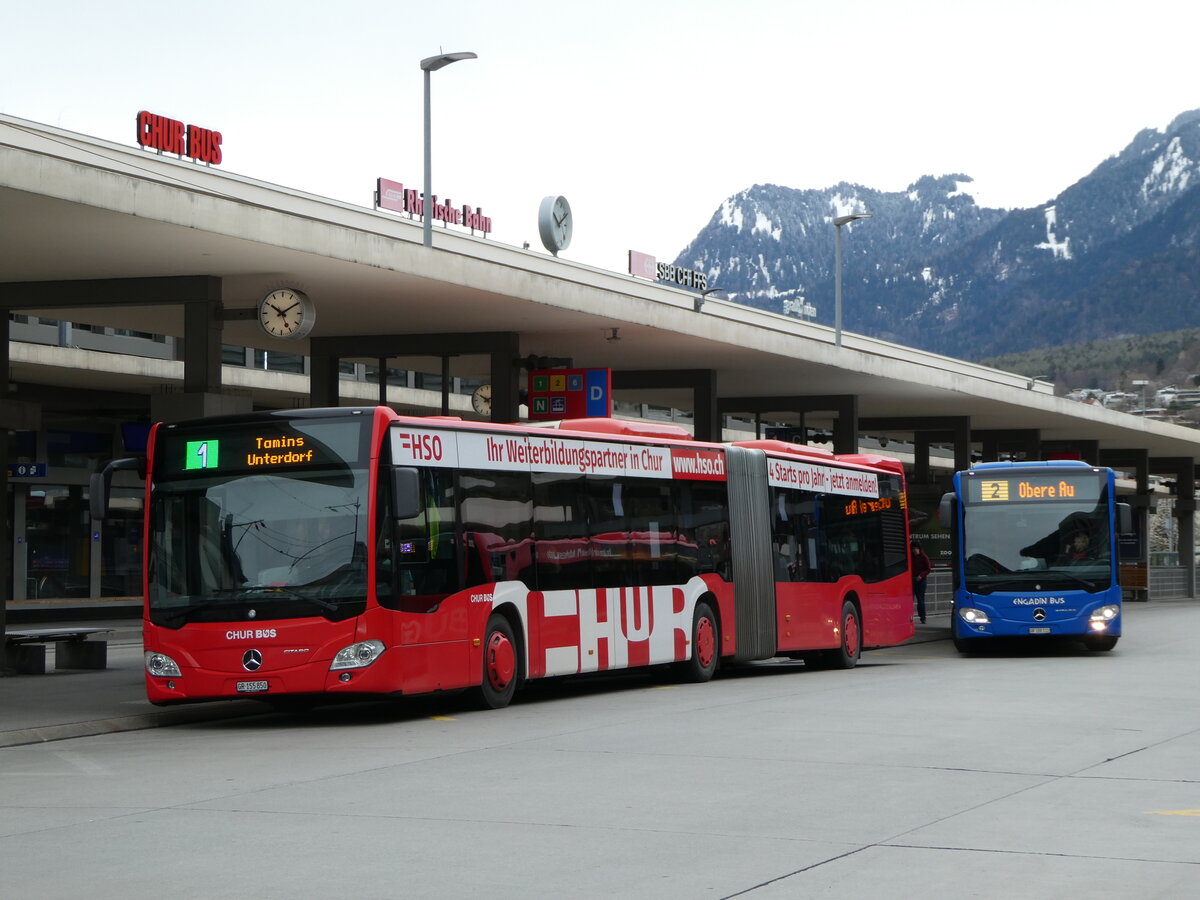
<box><xmin>961</xmin><ymin>471</ymin><xmax>1112</xmax><ymax>594</ymax></box>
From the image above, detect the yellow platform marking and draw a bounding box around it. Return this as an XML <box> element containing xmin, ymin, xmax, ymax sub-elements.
<box><xmin>1147</xmin><ymin>809</ymin><xmax>1200</xmax><ymax>817</ymax></box>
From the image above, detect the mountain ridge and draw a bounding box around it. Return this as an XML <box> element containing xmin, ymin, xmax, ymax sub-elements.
<box><xmin>673</xmin><ymin>111</ymin><xmax>1200</xmax><ymax>359</ymax></box>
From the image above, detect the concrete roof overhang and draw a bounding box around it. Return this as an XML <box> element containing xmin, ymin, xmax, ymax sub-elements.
<box><xmin>3</xmin><ymin>113</ymin><xmax>1200</xmax><ymax>463</ymax></box>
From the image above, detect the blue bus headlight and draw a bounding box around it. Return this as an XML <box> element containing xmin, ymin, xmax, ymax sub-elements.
<box><xmin>1088</xmin><ymin>605</ymin><xmax>1120</xmax><ymax>631</ymax></box>
<box><xmin>330</xmin><ymin>639</ymin><xmax>385</xmax><ymax>671</ymax></box>
<box><xmin>958</xmin><ymin>607</ymin><xmax>990</xmax><ymax>625</ymax></box>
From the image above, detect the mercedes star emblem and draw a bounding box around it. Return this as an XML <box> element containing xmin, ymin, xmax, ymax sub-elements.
<box><xmin>242</xmin><ymin>649</ymin><xmax>264</xmax><ymax>671</ymax></box>
<box><xmin>1033</xmin><ymin>608</ymin><xmax>1047</xmax><ymax>621</ymax></box>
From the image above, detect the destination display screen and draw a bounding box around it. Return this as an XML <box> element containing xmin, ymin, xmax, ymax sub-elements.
<box><xmin>964</xmin><ymin>471</ymin><xmax>1104</xmax><ymax>505</ymax></box>
<box><xmin>155</xmin><ymin>416</ymin><xmax>371</xmax><ymax>478</ymax></box>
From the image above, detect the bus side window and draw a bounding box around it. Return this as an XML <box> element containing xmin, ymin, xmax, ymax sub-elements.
<box><xmin>459</xmin><ymin>469</ymin><xmax>534</xmax><ymax>589</ymax></box>
<box><xmin>679</xmin><ymin>481</ymin><xmax>731</xmax><ymax>581</ymax></box>
<box><xmin>772</xmin><ymin>488</ymin><xmax>802</xmax><ymax>582</ymax></box>
<box><xmin>534</xmin><ymin>473</ymin><xmax>591</xmax><ymax>592</ymax></box>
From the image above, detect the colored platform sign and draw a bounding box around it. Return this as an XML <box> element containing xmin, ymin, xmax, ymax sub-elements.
<box><xmin>528</xmin><ymin>368</ymin><xmax>612</xmax><ymax>420</ymax></box>
<box><xmin>7</xmin><ymin>463</ymin><xmax>47</xmax><ymax>477</ymax></box>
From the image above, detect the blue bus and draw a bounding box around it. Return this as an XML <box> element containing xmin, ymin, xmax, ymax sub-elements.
<box><xmin>939</xmin><ymin>461</ymin><xmax>1132</xmax><ymax>652</ymax></box>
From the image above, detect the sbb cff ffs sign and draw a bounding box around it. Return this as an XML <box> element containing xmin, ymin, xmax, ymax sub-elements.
<box><xmin>528</xmin><ymin>368</ymin><xmax>612</xmax><ymax>421</ymax></box>
<box><xmin>136</xmin><ymin>110</ymin><xmax>223</xmax><ymax>165</ymax></box>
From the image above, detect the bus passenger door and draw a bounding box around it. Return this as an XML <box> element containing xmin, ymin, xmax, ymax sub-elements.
<box><xmin>772</xmin><ymin>488</ymin><xmax>826</xmax><ymax>649</ymax></box>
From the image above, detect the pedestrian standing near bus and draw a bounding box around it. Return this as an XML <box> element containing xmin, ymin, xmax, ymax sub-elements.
<box><xmin>910</xmin><ymin>539</ymin><xmax>932</xmax><ymax>624</ymax></box>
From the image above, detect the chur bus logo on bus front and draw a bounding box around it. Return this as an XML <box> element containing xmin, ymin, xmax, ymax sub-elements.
<box><xmin>981</xmin><ymin>480</ymin><xmax>1009</xmax><ymax>501</ymax></box>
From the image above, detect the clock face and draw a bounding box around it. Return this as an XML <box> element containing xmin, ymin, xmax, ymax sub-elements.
<box><xmin>471</xmin><ymin>383</ymin><xmax>493</xmax><ymax>415</ymax></box>
<box><xmin>259</xmin><ymin>289</ymin><xmax>315</xmax><ymax>340</ymax></box>
<box><xmin>538</xmin><ymin>195</ymin><xmax>572</xmax><ymax>255</ymax></box>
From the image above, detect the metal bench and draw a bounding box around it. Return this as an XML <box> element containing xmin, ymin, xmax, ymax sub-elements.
<box><xmin>3</xmin><ymin>628</ymin><xmax>113</xmax><ymax>674</ymax></box>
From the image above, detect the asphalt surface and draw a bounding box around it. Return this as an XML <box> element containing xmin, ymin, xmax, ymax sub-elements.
<box><xmin>1</xmin><ymin>614</ymin><xmax>955</xmax><ymax>749</ymax></box>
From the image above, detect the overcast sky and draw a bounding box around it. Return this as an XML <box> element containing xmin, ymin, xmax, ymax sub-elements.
<box><xmin>3</xmin><ymin>0</ymin><xmax>1198</xmax><ymax>273</ymax></box>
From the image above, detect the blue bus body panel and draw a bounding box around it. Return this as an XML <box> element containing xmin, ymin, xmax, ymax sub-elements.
<box><xmin>949</xmin><ymin>463</ymin><xmax>1122</xmax><ymax>643</ymax></box>
<box><xmin>951</xmin><ymin>586</ymin><xmax>1123</xmax><ymax>640</ymax></box>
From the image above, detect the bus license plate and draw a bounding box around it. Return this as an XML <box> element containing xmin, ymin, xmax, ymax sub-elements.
<box><xmin>237</xmin><ymin>680</ymin><xmax>269</xmax><ymax>693</ymax></box>
<box><xmin>1028</xmin><ymin>627</ymin><xmax>1051</xmax><ymax>634</ymax></box>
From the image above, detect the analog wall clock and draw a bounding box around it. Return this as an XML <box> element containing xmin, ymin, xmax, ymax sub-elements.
<box><xmin>471</xmin><ymin>383</ymin><xmax>493</xmax><ymax>415</ymax></box>
<box><xmin>538</xmin><ymin>195</ymin><xmax>572</xmax><ymax>256</ymax></box>
<box><xmin>258</xmin><ymin>288</ymin><xmax>315</xmax><ymax>340</ymax></box>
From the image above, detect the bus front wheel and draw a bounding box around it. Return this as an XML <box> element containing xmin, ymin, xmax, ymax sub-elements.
<box><xmin>476</xmin><ymin>614</ymin><xmax>519</xmax><ymax>709</ymax></box>
<box><xmin>823</xmin><ymin>601</ymin><xmax>862</xmax><ymax>669</ymax></box>
<box><xmin>1084</xmin><ymin>635</ymin><xmax>1119</xmax><ymax>652</ymax></box>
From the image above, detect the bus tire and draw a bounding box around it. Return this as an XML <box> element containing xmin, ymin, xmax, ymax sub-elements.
<box><xmin>823</xmin><ymin>600</ymin><xmax>861</xmax><ymax>669</ymax></box>
<box><xmin>1084</xmin><ymin>635</ymin><xmax>1118</xmax><ymax>652</ymax></box>
<box><xmin>952</xmin><ymin>634</ymin><xmax>975</xmax><ymax>653</ymax></box>
<box><xmin>475</xmin><ymin>614</ymin><xmax>519</xmax><ymax>709</ymax></box>
<box><xmin>679</xmin><ymin>600</ymin><xmax>719</xmax><ymax>683</ymax></box>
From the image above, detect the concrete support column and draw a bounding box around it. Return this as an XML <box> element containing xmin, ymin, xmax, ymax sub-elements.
<box><xmin>830</xmin><ymin>395</ymin><xmax>858</xmax><ymax>455</ymax></box>
<box><xmin>309</xmin><ymin>343</ymin><xmax>342</xmax><ymax>408</ymax></box>
<box><xmin>613</xmin><ymin>369</ymin><xmax>718</xmax><ymax>441</ymax></box>
<box><xmin>1151</xmin><ymin>456</ymin><xmax>1196</xmax><ymax>599</ymax></box>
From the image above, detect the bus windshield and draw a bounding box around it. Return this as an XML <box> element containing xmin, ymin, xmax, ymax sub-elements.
<box><xmin>961</xmin><ymin>471</ymin><xmax>1112</xmax><ymax>594</ymax></box>
<box><xmin>147</xmin><ymin>415</ymin><xmax>371</xmax><ymax>626</ymax></box>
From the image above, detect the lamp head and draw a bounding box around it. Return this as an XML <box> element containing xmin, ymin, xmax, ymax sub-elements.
<box><xmin>834</xmin><ymin>213</ymin><xmax>873</xmax><ymax>227</ymax></box>
<box><xmin>420</xmin><ymin>51</ymin><xmax>478</xmax><ymax>72</ymax></box>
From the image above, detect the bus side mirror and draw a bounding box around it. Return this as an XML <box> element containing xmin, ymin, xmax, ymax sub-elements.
<box><xmin>89</xmin><ymin>457</ymin><xmax>144</xmax><ymax>521</ymax></box>
<box><xmin>938</xmin><ymin>492</ymin><xmax>955</xmax><ymax>528</ymax></box>
<box><xmin>390</xmin><ymin>467</ymin><xmax>421</xmax><ymax>520</ymax></box>
<box><xmin>1116</xmin><ymin>502</ymin><xmax>1133</xmax><ymax>537</ymax></box>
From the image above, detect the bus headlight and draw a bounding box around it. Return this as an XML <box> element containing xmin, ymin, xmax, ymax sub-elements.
<box><xmin>330</xmin><ymin>639</ymin><xmax>385</xmax><ymax>671</ymax></box>
<box><xmin>958</xmin><ymin>607</ymin><xmax>990</xmax><ymax>625</ymax></box>
<box><xmin>1089</xmin><ymin>605</ymin><xmax>1120</xmax><ymax>631</ymax></box>
<box><xmin>145</xmin><ymin>651</ymin><xmax>182</xmax><ymax>678</ymax></box>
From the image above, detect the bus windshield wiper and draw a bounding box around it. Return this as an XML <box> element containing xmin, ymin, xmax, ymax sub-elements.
<box><xmin>211</xmin><ymin>585</ymin><xmax>339</xmax><ymax>613</ymax></box>
<box><xmin>1041</xmin><ymin>570</ymin><xmax>1101</xmax><ymax>590</ymax></box>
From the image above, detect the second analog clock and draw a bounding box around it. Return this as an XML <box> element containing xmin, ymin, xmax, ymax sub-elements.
<box><xmin>537</xmin><ymin>195</ymin><xmax>572</xmax><ymax>255</ymax></box>
<box><xmin>258</xmin><ymin>288</ymin><xmax>315</xmax><ymax>340</ymax></box>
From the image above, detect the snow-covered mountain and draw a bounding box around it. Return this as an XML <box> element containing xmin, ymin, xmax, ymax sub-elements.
<box><xmin>673</xmin><ymin>110</ymin><xmax>1200</xmax><ymax>359</ymax></box>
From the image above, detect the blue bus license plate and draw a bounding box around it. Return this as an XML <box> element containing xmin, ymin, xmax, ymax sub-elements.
<box><xmin>1028</xmin><ymin>627</ymin><xmax>1051</xmax><ymax>634</ymax></box>
<box><xmin>237</xmin><ymin>680</ymin><xmax>269</xmax><ymax>693</ymax></box>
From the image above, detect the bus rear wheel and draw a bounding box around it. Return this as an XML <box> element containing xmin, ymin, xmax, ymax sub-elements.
<box><xmin>475</xmin><ymin>614</ymin><xmax>519</xmax><ymax>709</ymax></box>
<box><xmin>678</xmin><ymin>601</ymin><xmax>719</xmax><ymax>683</ymax></box>
<box><xmin>823</xmin><ymin>600</ymin><xmax>862</xmax><ymax>669</ymax></box>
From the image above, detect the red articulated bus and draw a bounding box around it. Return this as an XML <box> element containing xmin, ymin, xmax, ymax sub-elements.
<box><xmin>93</xmin><ymin>407</ymin><xmax>914</xmax><ymax>709</ymax></box>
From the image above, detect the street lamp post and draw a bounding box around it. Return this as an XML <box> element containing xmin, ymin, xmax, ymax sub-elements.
<box><xmin>833</xmin><ymin>212</ymin><xmax>872</xmax><ymax>348</ymax></box>
<box><xmin>420</xmin><ymin>51</ymin><xmax>477</xmax><ymax>249</ymax></box>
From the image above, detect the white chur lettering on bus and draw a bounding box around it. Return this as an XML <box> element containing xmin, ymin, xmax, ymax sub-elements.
<box><xmin>225</xmin><ymin>629</ymin><xmax>277</xmax><ymax>640</ymax></box>
<box><xmin>540</xmin><ymin>585</ymin><xmax>693</xmax><ymax>678</ymax></box>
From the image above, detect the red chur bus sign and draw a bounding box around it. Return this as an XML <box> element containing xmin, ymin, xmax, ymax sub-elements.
<box><xmin>376</xmin><ymin>177</ymin><xmax>492</xmax><ymax>236</ymax></box>
<box><xmin>136</xmin><ymin>110</ymin><xmax>223</xmax><ymax>165</ymax></box>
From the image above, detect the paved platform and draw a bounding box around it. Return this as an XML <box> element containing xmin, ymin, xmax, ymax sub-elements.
<box><xmin>0</xmin><ymin>614</ymin><xmax>954</xmax><ymax>749</ymax></box>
